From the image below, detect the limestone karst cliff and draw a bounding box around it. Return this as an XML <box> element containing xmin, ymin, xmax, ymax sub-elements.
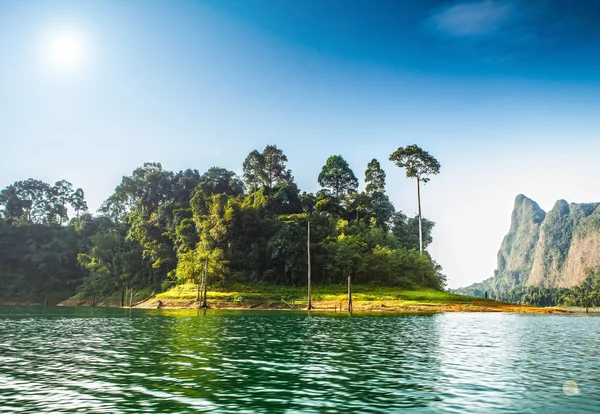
<box><xmin>457</xmin><ymin>195</ymin><xmax>600</xmax><ymax>299</ymax></box>
<box><xmin>496</xmin><ymin>194</ymin><xmax>545</xmax><ymax>286</ymax></box>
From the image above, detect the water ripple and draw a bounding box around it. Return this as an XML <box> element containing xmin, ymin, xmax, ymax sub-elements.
<box><xmin>1</xmin><ymin>308</ymin><xmax>599</xmax><ymax>413</ymax></box>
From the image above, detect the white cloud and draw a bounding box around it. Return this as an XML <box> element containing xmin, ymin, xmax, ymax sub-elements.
<box><xmin>429</xmin><ymin>0</ymin><xmax>516</xmax><ymax>37</ymax></box>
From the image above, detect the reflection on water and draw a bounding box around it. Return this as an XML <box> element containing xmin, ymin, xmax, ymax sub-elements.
<box><xmin>0</xmin><ymin>308</ymin><xmax>599</xmax><ymax>413</ymax></box>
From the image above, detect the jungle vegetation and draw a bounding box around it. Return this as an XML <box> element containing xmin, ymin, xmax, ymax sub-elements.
<box><xmin>0</xmin><ymin>145</ymin><xmax>446</xmax><ymax>305</ymax></box>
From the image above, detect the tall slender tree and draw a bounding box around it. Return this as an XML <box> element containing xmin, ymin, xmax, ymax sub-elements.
<box><xmin>389</xmin><ymin>145</ymin><xmax>440</xmax><ymax>252</ymax></box>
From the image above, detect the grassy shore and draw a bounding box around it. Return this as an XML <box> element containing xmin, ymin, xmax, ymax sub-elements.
<box><xmin>132</xmin><ymin>283</ymin><xmax>567</xmax><ymax>313</ymax></box>
<box><xmin>59</xmin><ymin>288</ymin><xmax>154</xmax><ymax>308</ymax></box>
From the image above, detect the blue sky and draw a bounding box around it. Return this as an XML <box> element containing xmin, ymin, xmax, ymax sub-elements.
<box><xmin>1</xmin><ymin>0</ymin><xmax>600</xmax><ymax>287</ymax></box>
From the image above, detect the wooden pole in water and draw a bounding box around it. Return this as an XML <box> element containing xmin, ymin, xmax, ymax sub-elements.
<box><xmin>307</xmin><ymin>221</ymin><xmax>313</xmax><ymax>310</ymax></box>
<box><xmin>348</xmin><ymin>276</ymin><xmax>353</xmax><ymax>313</ymax></box>
<box><xmin>196</xmin><ymin>266</ymin><xmax>204</xmax><ymax>309</ymax></box>
<box><xmin>203</xmin><ymin>264</ymin><xmax>207</xmax><ymax>305</ymax></box>
<box><xmin>202</xmin><ymin>258</ymin><xmax>208</xmax><ymax>309</ymax></box>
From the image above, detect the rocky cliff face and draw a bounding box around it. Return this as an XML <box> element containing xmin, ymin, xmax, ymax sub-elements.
<box><xmin>496</xmin><ymin>194</ymin><xmax>546</xmax><ymax>286</ymax></box>
<box><xmin>458</xmin><ymin>195</ymin><xmax>600</xmax><ymax>297</ymax></box>
<box><xmin>528</xmin><ymin>200</ymin><xmax>600</xmax><ymax>287</ymax></box>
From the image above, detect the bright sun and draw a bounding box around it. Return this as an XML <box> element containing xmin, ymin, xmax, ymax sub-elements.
<box><xmin>44</xmin><ymin>29</ymin><xmax>86</xmax><ymax>71</ymax></box>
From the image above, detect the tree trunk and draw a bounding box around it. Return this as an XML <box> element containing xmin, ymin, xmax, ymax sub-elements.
<box><xmin>203</xmin><ymin>266</ymin><xmax>207</xmax><ymax>304</ymax></box>
<box><xmin>347</xmin><ymin>276</ymin><xmax>353</xmax><ymax>313</ymax></box>
<box><xmin>129</xmin><ymin>288</ymin><xmax>134</xmax><ymax>308</ymax></box>
<box><xmin>202</xmin><ymin>259</ymin><xmax>208</xmax><ymax>308</ymax></box>
<box><xmin>121</xmin><ymin>286</ymin><xmax>125</xmax><ymax>307</ymax></box>
<box><xmin>416</xmin><ymin>176</ymin><xmax>423</xmax><ymax>253</ymax></box>
<box><xmin>153</xmin><ymin>269</ymin><xmax>158</xmax><ymax>294</ymax></box>
<box><xmin>197</xmin><ymin>275</ymin><xmax>201</xmax><ymax>306</ymax></box>
<box><xmin>307</xmin><ymin>222</ymin><xmax>313</xmax><ymax>310</ymax></box>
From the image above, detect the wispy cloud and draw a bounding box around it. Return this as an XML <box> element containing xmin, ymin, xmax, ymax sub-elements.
<box><xmin>428</xmin><ymin>0</ymin><xmax>517</xmax><ymax>37</ymax></box>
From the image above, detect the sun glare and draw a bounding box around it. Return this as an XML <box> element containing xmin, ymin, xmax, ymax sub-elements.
<box><xmin>44</xmin><ymin>29</ymin><xmax>86</xmax><ymax>72</ymax></box>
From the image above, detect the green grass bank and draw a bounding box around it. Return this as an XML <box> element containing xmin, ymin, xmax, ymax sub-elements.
<box><xmin>132</xmin><ymin>283</ymin><xmax>565</xmax><ymax>313</ymax></box>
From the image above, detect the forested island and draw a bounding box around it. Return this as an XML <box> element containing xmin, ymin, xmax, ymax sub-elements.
<box><xmin>0</xmin><ymin>145</ymin><xmax>451</xmax><ymax>308</ymax></box>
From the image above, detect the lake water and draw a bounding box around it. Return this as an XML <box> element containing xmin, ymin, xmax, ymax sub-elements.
<box><xmin>1</xmin><ymin>308</ymin><xmax>599</xmax><ymax>413</ymax></box>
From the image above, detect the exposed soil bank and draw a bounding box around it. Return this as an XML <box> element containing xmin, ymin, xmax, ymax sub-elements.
<box><xmin>134</xmin><ymin>298</ymin><xmax>568</xmax><ymax>313</ymax></box>
<box><xmin>53</xmin><ymin>284</ymin><xmax>571</xmax><ymax>314</ymax></box>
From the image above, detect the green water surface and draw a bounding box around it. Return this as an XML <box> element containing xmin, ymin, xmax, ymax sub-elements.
<box><xmin>0</xmin><ymin>307</ymin><xmax>598</xmax><ymax>413</ymax></box>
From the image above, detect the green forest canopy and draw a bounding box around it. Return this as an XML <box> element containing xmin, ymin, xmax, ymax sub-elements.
<box><xmin>0</xmin><ymin>146</ymin><xmax>445</xmax><ymax>304</ymax></box>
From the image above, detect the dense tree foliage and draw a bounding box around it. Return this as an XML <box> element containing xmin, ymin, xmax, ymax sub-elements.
<box><xmin>0</xmin><ymin>179</ymin><xmax>88</xmax><ymax>225</ymax></box>
<box><xmin>0</xmin><ymin>146</ymin><xmax>447</xmax><ymax>304</ymax></box>
<box><xmin>365</xmin><ymin>159</ymin><xmax>386</xmax><ymax>195</ymax></box>
<box><xmin>0</xmin><ymin>223</ymin><xmax>82</xmax><ymax>304</ymax></box>
<box><xmin>243</xmin><ymin>145</ymin><xmax>293</xmax><ymax>192</ymax></box>
<box><xmin>318</xmin><ymin>155</ymin><xmax>359</xmax><ymax>198</ymax></box>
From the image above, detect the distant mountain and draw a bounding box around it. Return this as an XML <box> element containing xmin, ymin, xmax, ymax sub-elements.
<box><xmin>456</xmin><ymin>195</ymin><xmax>600</xmax><ymax>301</ymax></box>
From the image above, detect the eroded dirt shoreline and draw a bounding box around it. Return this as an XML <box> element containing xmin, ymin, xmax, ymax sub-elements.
<box><xmin>132</xmin><ymin>298</ymin><xmax>569</xmax><ymax>314</ymax></box>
